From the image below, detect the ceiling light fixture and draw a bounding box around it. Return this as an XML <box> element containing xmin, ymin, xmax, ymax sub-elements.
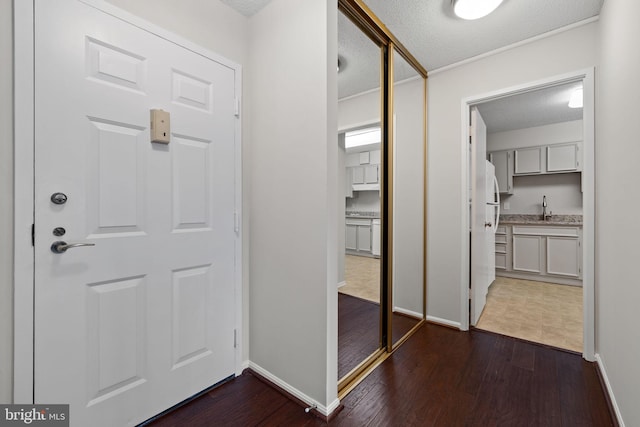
<box><xmin>568</xmin><ymin>88</ymin><xmax>583</xmax><ymax>108</ymax></box>
<box><xmin>452</xmin><ymin>0</ymin><xmax>504</xmax><ymax>20</ymax></box>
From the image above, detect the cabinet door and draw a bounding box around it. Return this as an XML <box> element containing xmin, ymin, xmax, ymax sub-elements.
<box><xmin>364</xmin><ymin>164</ymin><xmax>378</xmax><ymax>184</ymax></box>
<box><xmin>352</xmin><ymin>166</ymin><xmax>364</xmax><ymax>184</ymax></box>
<box><xmin>514</xmin><ymin>147</ymin><xmax>542</xmax><ymax>174</ymax></box>
<box><xmin>512</xmin><ymin>235</ymin><xmax>541</xmax><ymax>273</ymax></box>
<box><xmin>357</xmin><ymin>225</ymin><xmax>371</xmax><ymax>252</ymax></box>
<box><xmin>547</xmin><ymin>144</ymin><xmax>579</xmax><ymax>172</ymax></box>
<box><xmin>546</xmin><ymin>236</ymin><xmax>580</xmax><ymax>278</ymax></box>
<box><xmin>489</xmin><ymin>150</ymin><xmax>513</xmax><ymax>194</ymax></box>
<box><xmin>345</xmin><ymin>224</ymin><xmax>358</xmax><ymax>251</ymax></box>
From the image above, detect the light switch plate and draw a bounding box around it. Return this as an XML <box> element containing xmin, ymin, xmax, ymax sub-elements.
<box><xmin>503</xmin><ymin>201</ymin><xmax>510</xmax><ymax>210</ymax></box>
<box><xmin>150</xmin><ymin>109</ymin><xmax>170</xmax><ymax>144</ymax></box>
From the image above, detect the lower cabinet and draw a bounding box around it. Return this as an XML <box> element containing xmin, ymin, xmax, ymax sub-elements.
<box><xmin>546</xmin><ymin>236</ymin><xmax>581</xmax><ymax>278</ymax></box>
<box><xmin>346</xmin><ymin>218</ymin><xmax>372</xmax><ymax>254</ymax></box>
<box><xmin>497</xmin><ymin>224</ymin><xmax>582</xmax><ymax>283</ymax></box>
<box><xmin>512</xmin><ymin>235</ymin><xmax>542</xmax><ymax>274</ymax></box>
<box><xmin>346</xmin><ymin>224</ymin><xmax>358</xmax><ymax>251</ymax></box>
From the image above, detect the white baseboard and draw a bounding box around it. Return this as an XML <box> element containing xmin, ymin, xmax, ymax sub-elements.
<box><xmin>426</xmin><ymin>315</ymin><xmax>462</xmax><ymax>330</ymax></box>
<box><xmin>237</xmin><ymin>359</ymin><xmax>250</xmax><ymax>376</ymax></box>
<box><xmin>595</xmin><ymin>354</ymin><xmax>625</xmax><ymax>427</ymax></box>
<box><xmin>393</xmin><ymin>307</ymin><xmax>422</xmax><ymax>319</ymax></box>
<box><xmin>337</xmin><ymin>281</ymin><xmax>346</xmax><ymax>288</ymax></box>
<box><xmin>247</xmin><ymin>361</ymin><xmax>340</xmax><ymax>417</ymax></box>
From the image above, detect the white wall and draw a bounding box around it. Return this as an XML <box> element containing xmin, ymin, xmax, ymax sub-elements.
<box><xmin>105</xmin><ymin>0</ymin><xmax>248</xmax><ymax>65</ymax></box>
<box><xmin>0</xmin><ymin>0</ymin><xmax>13</xmax><ymax>404</ymax></box>
<box><xmin>596</xmin><ymin>0</ymin><xmax>640</xmax><ymax>425</ymax></box>
<box><xmin>488</xmin><ymin>120</ymin><xmax>583</xmax><ymax>151</ymax></box>
<box><xmin>488</xmin><ymin>121</ymin><xmax>583</xmax><ymax>215</ymax></box>
<box><xmin>248</xmin><ymin>0</ymin><xmax>338</xmax><ymax>409</ymax></box>
<box><xmin>346</xmin><ymin>191</ymin><xmax>380</xmax><ymax>212</ymax></box>
<box><xmin>505</xmin><ymin>174</ymin><xmax>582</xmax><ymax>215</ymax></box>
<box><xmin>426</xmin><ymin>22</ymin><xmax>598</xmax><ymax>325</ymax></box>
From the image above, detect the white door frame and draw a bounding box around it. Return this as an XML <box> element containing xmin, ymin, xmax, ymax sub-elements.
<box><xmin>459</xmin><ymin>68</ymin><xmax>595</xmax><ymax>361</ymax></box>
<box><xmin>13</xmin><ymin>0</ymin><xmax>244</xmax><ymax>403</ymax></box>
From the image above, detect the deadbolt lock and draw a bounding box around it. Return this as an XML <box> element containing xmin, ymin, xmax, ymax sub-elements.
<box><xmin>51</xmin><ymin>192</ymin><xmax>68</xmax><ymax>205</ymax></box>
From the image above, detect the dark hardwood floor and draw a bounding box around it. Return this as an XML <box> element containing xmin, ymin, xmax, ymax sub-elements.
<box><xmin>145</xmin><ymin>323</ymin><xmax>614</xmax><ymax>427</ymax></box>
<box><xmin>338</xmin><ymin>292</ymin><xmax>420</xmax><ymax>378</ymax></box>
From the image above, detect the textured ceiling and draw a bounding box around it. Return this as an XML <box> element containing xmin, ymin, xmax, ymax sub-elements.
<box><xmin>362</xmin><ymin>0</ymin><xmax>604</xmax><ymax>71</ymax></box>
<box><xmin>221</xmin><ymin>0</ymin><xmax>601</xmax><ymax>128</ymax></box>
<box><xmin>219</xmin><ymin>0</ymin><xmax>270</xmax><ymax>16</ymax></box>
<box><xmin>476</xmin><ymin>81</ymin><xmax>583</xmax><ymax>133</ymax></box>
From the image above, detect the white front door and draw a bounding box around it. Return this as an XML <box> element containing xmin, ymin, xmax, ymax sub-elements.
<box><xmin>34</xmin><ymin>1</ymin><xmax>237</xmax><ymax>425</ymax></box>
<box><xmin>470</xmin><ymin>107</ymin><xmax>489</xmax><ymax>326</ymax></box>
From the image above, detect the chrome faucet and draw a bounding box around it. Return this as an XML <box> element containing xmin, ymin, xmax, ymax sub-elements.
<box><xmin>542</xmin><ymin>195</ymin><xmax>552</xmax><ymax>220</ymax></box>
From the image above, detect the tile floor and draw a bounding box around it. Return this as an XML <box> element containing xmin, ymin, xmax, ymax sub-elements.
<box><xmin>476</xmin><ymin>277</ymin><xmax>583</xmax><ymax>352</ymax></box>
<box><xmin>339</xmin><ymin>255</ymin><xmax>380</xmax><ymax>302</ymax></box>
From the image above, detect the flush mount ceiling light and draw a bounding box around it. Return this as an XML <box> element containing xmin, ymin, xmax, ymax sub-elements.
<box><xmin>568</xmin><ymin>87</ymin><xmax>583</xmax><ymax>108</ymax></box>
<box><xmin>452</xmin><ymin>0</ymin><xmax>504</xmax><ymax>20</ymax></box>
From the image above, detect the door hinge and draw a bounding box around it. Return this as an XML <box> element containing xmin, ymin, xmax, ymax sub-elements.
<box><xmin>234</xmin><ymin>97</ymin><xmax>240</xmax><ymax>118</ymax></box>
<box><xmin>31</xmin><ymin>223</ymin><xmax>35</xmax><ymax>246</ymax></box>
<box><xmin>234</xmin><ymin>329</ymin><xmax>237</xmax><ymax>348</ymax></box>
<box><xmin>234</xmin><ymin>212</ymin><xmax>240</xmax><ymax>234</ymax></box>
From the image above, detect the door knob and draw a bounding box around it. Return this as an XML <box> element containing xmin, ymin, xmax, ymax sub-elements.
<box><xmin>51</xmin><ymin>241</ymin><xmax>95</xmax><ymax>254</ymax></box>
<box><xmin>484</xmin><ymin>222</ymin><xmax>493</xmax><ymax>228</ymax></box>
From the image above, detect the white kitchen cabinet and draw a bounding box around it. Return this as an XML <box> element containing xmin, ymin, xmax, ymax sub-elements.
<box><xmin>351</xmin><ymin>166</ymin><xmax>365</xmax><ymax>184</ymax></box>
<box><xmin>546</xmin><ymin>236</ymin><xmax>581</xmax><ymax>278</ymax></box>
<box><xmin>512</xmin><ymin>234</ymin><xmax>542</xmax><ymax>273</ymax></box>
<box><xmin>345</xmin><ymin>224</ymin><xmax>358</xmax><ymax>251</ymax></box>
<box><xmin>346</xmin><ymin>218</ymin><xmax>372</xmax><ymax>254</ymax></box>
<box><xmin>495</xmin><ymin>225</ymin><xmax>508</xmax><ymax>270</ymax></box>
<box><xmin>364</xmin><ymin>164</ymin><xmax>378</xmax><ymax>184</ymax></box>
<box><xmin>359</xmin><ymin>151</ymin><xmax>370</xmax><ymax>164</ymax></box>
<box><xmin>488</xmin><ymin>150</ymin><xmax>513</xmax><ymax>194</ymax></box>
<box><xmin>514</xmin><ymin>147</ymin><xmax>542</xmax><ymax>175</ymax></box>
<box><xmin>500</xmin><ymin>225</ymin><xmax>582</xmax><ymax>284</ymax></box>
<box><xmin>370</xmin><ymin>149</ymin><xmax>381</xmax><ymax>165</ymax></box>
<box><xmin>547</xmin><ymin>143</ymin><xmax>580</xmax><ymax>172</ymax></box>
<box><xmin>357</xmin><ymin>224</ymin><xmax>372</xmax><ymax>252</ymax></box>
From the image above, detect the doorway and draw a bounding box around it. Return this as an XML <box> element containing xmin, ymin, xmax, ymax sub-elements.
<box><xmin>464</xmin><ymin>70</ymin><xmax>595</xmax><ymax>359</ymax></box>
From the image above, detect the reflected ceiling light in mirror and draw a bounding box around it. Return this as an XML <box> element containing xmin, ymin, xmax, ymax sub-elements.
<box><xmin>345</xmin><ymin>127</ymin><xmax>381</xmax><ymax>149</ymax></box>
<box><xmin>568</xmin><ymin>87</ymin><xmax>583</xmax><ymax>108</ymax></box>
<box><xmin>452</xmin><ymin>0</ymin><xmax>504</xmax><ymax>20</ymax></box>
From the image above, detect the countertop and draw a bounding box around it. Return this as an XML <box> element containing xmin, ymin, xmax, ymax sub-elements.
<box><xmin>499</xmin><ymin>214</ymin><xmax>582</xmax><ymax>226</ymax></box>
<box><xmin>346</xmin><ymin>211</ymin><xmax>380</xmax><ymax>219</ymax></box>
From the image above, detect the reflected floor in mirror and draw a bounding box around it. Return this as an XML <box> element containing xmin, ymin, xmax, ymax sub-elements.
<box><xmin>340</xmin><ymin>255</ymin><xmax>379</xmax><ymax>302</ymax></box>
<box><xmin>338</xmin><ymin>293</ymin><xmax>419</xmax><ymax>379</ymax></box>
<box><xmin>476</xmin><ymin>277</ymin><xmax>583</xmax><ymax>352</ymax></box>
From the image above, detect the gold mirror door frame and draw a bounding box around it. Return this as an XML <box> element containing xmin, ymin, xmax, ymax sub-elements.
<box><xmin>337</xmin><ymin>0</ymin><xmax>427</xmax><ymax>396</ymax></box>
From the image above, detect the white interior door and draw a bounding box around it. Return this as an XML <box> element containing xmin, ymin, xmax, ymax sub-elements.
<box><xmin>470</xmin><ymin>107</ymin><xmax>489</xmax><ymax>326</ymax></box>
<box><xmin>34</xmin><ymin>1</ymin><xmax>237</xmax><ymax>425</ymax></box>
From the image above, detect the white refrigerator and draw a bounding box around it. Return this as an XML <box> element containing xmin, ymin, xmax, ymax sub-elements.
<box><xmin>485</xmin><ymin>160</ymin><xmax>500</xmax><ymax>285</ymax></box>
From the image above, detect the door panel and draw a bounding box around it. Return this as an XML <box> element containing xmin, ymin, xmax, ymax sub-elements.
<box><xmin>34</xmin><ymin>1</ymin><xmax>236</xmax><ymax>425</ymax></box>
<box><xmin>470</xmin><ymin>107</ymin><xmax>489</xmax><ymax>326</ymax></box>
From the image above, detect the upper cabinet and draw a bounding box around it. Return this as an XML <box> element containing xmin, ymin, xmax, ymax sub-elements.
<box><xmin>489</xmin><ymin>150</ymin><xmax>513</xmax><ymax>194</ymax></box>
<box><xmin>490</xmin><ymin>142</ymin><xmax>582</xmax><ymax>181</ymax></box>
<box><xmin>513</xmin><ymin>142</ymin><xmax>581</xmax><ymax>175</ymax></box>
<box><xmin>346</xmin><ymin>149</ymin><xmax>381</xmax><ymax>191</ymax></box>
<box><xmin>547</xmin><ymin>143</ymin><xmax>580</xmax><ymax>172</ymax></box>
<box><xmin>514</xmin><ymin>147</ymin><xmax>542</xmax><ymax>174</ymax></box>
